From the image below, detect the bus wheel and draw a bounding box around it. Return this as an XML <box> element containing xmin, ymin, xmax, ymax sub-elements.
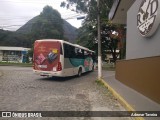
<box><xmin>78</xmin><ymin>68</ymin><xmax>82</xmax><ymax>77</ymax></box>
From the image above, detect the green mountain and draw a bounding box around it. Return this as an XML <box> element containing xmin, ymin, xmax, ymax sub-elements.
<box><xmin>0</xmin><ymin>30</ymin><xmax>31</xmax><ymax>47</ymax></box>
<box><xmin>0</xmin><ymin>6</ymin><xmax>78</xmax><ymax>47</ymax></box>
<box><xmin>17</xmin><ymin>17</ymin><xmax>77</xmax><ymax>44</ymax></box>
<box><xmin>63</xmin><ymin>20</ymin><xmax>77</xmax><ymax>43</ymax></box>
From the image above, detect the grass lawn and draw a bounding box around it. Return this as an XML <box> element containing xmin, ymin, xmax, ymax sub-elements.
<box><xmin>102</xmin><ymin>63</ymin><xmax>115</xmax><ymax>71</ymax></box>
<box><xmin>0</xmin><ymin>62</ymin><xmax>32</xmax><ymax>67</ymax></box>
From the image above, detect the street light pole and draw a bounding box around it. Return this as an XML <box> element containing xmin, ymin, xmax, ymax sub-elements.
<box><xmin>97</xmin><ymin>0</ymin><xmax>102</xmax><ymax>80</ymax></box>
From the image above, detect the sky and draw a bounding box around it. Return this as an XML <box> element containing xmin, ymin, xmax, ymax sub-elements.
<box><xmin>0</xmin><ymin>0</ymin><xmax>84</xmax><ymax>31</ymax></box>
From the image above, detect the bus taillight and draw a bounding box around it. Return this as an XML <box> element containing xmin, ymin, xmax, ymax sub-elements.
<box><xmin>57</xmin><ymin>62</ymin><xmax>62</xmax><ymax>71</ymax></box>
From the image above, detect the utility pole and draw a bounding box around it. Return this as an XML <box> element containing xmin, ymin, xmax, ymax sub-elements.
<box><xmin>97</xmin><ymin>0</ymin><xmax>102</xmax><ymax>80</ymax></box>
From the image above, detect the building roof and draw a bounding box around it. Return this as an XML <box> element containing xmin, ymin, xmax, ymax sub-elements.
<box><xmin>109</xmin><ymin>0</ymin><xmax>135</xmax><ymax>24</ymax></box>
<box><xmin>0</xmin><ymin>46</ymin><xmax>31</xmax><ymax>51</ymax></box>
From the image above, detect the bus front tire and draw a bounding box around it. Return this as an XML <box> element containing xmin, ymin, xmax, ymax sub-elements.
<box><xmin>78</xmin><ymin>68</ymin><xmax>82</xmax><ymax>77</ymax></box>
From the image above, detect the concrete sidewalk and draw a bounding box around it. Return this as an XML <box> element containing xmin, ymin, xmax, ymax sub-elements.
<box><xmin>101</xmin><ymin>71</ymin><xmax>160</xmax><ymax>120</ymax></box>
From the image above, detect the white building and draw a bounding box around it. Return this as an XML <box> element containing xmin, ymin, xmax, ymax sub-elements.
<box><xmin>0</xmin><ymin>46</ymin><xmax>31</xmax><ymax>63</ymax></box>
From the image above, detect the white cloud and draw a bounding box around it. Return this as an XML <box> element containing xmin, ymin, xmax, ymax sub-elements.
<box><xmin>0</xmin><ymin>0</ymin><xmax>83</xmax><ymax>31</ymax></box>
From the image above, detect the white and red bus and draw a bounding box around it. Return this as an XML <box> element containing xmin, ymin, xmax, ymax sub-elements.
<box><xmin>33</xmin><ymin>39</ymin><xmax>96</xmax><ymax>77</ymax></box>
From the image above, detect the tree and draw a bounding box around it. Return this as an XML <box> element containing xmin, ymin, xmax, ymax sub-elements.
<box><xmin>101</xmin><ymin>24</ymin><xmax>125</xmax><ymax>63</ymax></box>
<box><xmin>61</xmin><ymin>0</ymin><xmax>113</xmax><ymax>14</ymax></box>
<box><xmin>0</xmin><ymin>30</ymin><xmax>32</xmax><ymax>48</ymax></box>
<box><xmin>61</xmin><ymin>0</ymin><xmax>126</xmax><ymax>63</ymax></box>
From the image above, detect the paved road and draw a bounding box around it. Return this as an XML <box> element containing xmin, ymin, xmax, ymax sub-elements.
<box><xmin>0</xmin><ymin>66</ymin><xmax>132</xmax><ymax>120</ymax></box>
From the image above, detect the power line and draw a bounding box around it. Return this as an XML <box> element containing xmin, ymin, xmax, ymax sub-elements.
<box><xmin>0</xmin><ymin>16</ymin><xmax>82</xmax><ymax>29</ymax></box>
<box><xmin>0</xmin><ymin>12</ymin><xmax>85</xmax><ymax>20</ymax></box>
<box><xmin>0</xmin><ymin>0</ymin><xmax>62</xmax><ymax>5</ymax></box>
<box><xmin>0</xmin><ymin>14</ymin><xmax>83</xmax><ymax>22</ymax></box>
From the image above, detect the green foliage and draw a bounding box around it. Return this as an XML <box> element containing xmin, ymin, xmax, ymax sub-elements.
<box><xmin>102</xmin><ymin>63</ymin><xmax>115</xmax><ymax>71</ymax></box>
<box><xmin>0</xmin><ymin>30</ymin><xmax>32</xmax><ymax>47</ymax></box>
<box><xmin>61</xmin><ymin>0</ymin><xmax>126</xmax><ymax>63</ymax></box>
<box><xmin>28</xmin><ymin>44</ymin><xmax>33</xmax><ymax>58</ymax></box>
<box><xmin>95</xmin><ymin>79</ymin><xmax>105</xmax><ymax>87</ymax></box>
<box><xmin>61</xmin><ymin>0</ymin><xmax>88</xmax><ymax>13</ymax></box>
<box><xmin>61</xmin><ymin>0</ymin><xmax>113</xmax><ymax>14</ymax></box>
<box><xmin>41</xmin><ymin>5</ymin><xmax>61</xmax><ymax>18</ymax></box>
<box><xmin>30</xmin><ymin>5</ymin><xmax>64</xmax><ymax>40</ymax></box>
<box><xmin>61</xmin><ymin>0</ymin><xmax>113</xmax><ymax>22</ymax></box>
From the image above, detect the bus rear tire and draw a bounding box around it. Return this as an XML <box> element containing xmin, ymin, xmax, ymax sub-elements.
<box><xmin>78</xmin><ymin>68</ymin><xmax>82</xmax><ymax>77</ymax></box>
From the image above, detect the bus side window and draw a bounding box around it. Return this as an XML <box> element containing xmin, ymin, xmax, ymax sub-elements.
<box><xmin>84</xmin><ymin>51</ymin><xmax>88</xmax><ymax>58</ymax></box>
<box><xmin>75</xmin><ymin>48</ymin><xmax>84</xmax><ymax>59</ymax></box>
<box><xmin>81</xmin><ymin>49</ymin><xmax>84</xmax><ymax>58</ymax></box>
<box><xmin>64</xmin><ymin>44</ymin><xmax>70</xmax><ymax>58</ymax></box>
<box><xmin>64</xmin><ymin>43</ymin><xmax>75</xmax><ymax>58</ymax></box>
<box><xmin>70</xmin><ymin>46</ymin><xmax>75</xmax><ymax>58</ymax></box>
<box><xmin>92</xmin><ymin>53</ymin><xmax>96</xmax><ymax>62</ymax></box>
<box><xmin>75</xmin><ymin>48</ymin><xmax>79</xmax><ymax>57</ymax></box>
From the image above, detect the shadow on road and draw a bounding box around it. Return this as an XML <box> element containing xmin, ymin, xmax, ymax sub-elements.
<box><xmin>36</xmin><ymin>71</ymin><xmax>93</xmax><ymax>82</ymax></box>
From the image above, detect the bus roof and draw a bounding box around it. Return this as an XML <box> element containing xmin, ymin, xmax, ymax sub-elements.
<box><xmin>35</xmin><ymin>39</ymin><xmax>95</xmax><ymax>53</ymax></box>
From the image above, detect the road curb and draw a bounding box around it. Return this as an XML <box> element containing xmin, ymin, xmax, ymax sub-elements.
<box><xmin>101</xmin><ymin>79</ymin><xmax>144</xmax><ymax>120</ymax></box>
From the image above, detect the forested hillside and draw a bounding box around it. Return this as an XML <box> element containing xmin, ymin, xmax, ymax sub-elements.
<box><xmin>0</xmin><ymin>6</ymin><xmax>77</xmax><ymax>48</ymax></box>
